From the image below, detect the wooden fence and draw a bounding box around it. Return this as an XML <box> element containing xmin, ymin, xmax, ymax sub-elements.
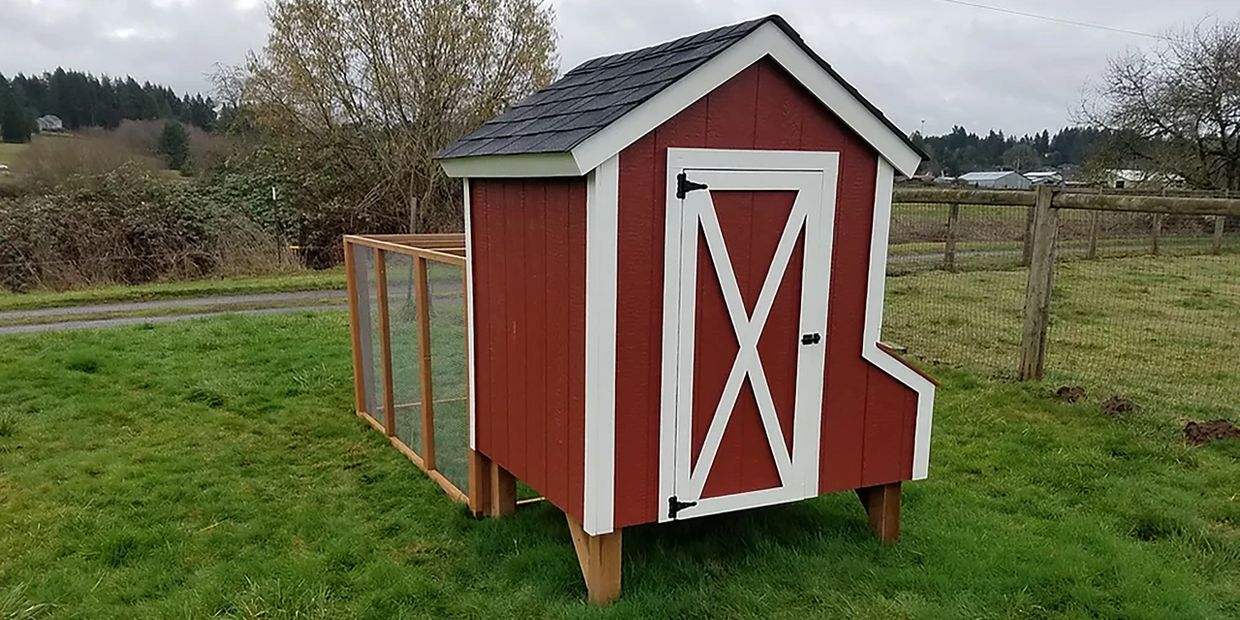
<box><xmin>892</xmin><ymin>185</ymin><xmax>1240</xmax><ymax>381</ymax></box>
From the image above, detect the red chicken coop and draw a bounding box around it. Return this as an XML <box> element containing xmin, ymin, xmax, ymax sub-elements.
<box><xmin>347</xmin><ymin>14</ymin><xmax>936</xmax><ymax>604</ymax></box>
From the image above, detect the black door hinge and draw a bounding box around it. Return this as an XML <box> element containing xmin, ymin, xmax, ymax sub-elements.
<box><xmin>676</xmin><ymin>172</ymin><xmax>709</xmax><ymax>199</ymax></box>
<box><xmin>668</xmin><ymin>495</ymin><xmax>698</xmax><ymax>519</ymax></box>
<box><xmin>801</xmin><ymin>332</ymin><xmax>822</xmax><ymax>345</ymax></box>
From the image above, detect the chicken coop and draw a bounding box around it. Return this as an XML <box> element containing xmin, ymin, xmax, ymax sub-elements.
<box><xmin>348</xmin><ymin>14</ymin><xmax>937</xmax><ymax>605</ymax></box>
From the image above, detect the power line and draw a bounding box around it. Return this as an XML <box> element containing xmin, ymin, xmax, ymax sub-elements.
<box><xmin>931</xmin><ymin>0</ymin><xmax>1168</xmax><ymax>40</ymax></box>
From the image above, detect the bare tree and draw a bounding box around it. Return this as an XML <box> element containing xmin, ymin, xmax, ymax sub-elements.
<box><xmin>230</xmin><ymin>0</ymin><xmax>558</xmax><ymax>232</ymax></box>
<box><xmin>1083</xmin><ymin>20</ymin><xmax>1240</xmax><ymax>190</ymax></box>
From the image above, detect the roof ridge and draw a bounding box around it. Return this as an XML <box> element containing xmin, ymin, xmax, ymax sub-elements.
<box><xmin>565</xmin><ymin>15</ymin><xmax>780</xmax><ymax>76</ymax></box>
<box><xmin>436</xmin><ymin>14</ymin><xmax>925</xmax><ymax>169</ymax></box>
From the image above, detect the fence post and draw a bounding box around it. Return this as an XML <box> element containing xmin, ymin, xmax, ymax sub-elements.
<box><xmin>1215</xmin><ymin>215</ymin><xmax>1226</xmax><ymax>255</ymax></box>
<box><xmin>414</xmin><ymin>256</ymin><xmax>436</xmax><ymax>469</ymax></box>
<box><xmin>1021</xmin><ymin>205</ymin><xmax>1036</xmax><ymax>267</ymax></box>
<box><xmin>1019</xmin><ymin>185</ymin><xmax>1058</xmax><ymax>381</ymax></box>
<box><xmin>1087</xmin><ymin>211</ymin><xmax>1100</xmax><ymax>259</ymax></box>
<box><xmin>344</xmin><ymin>239</ymin><xmax>366</xmax><ymax>415</ymax></box>
<box><xmin>944</xmin><ymin>203</ymin><xmax>960</xmax><ymax>272</ymax></box>
<box><xmin>375</xmin><ymin>250</ymin><xmax>397</xmax><ymax>435</ymax></box>
<box><xmin>1151</xmin><ymin>213</ymin><xmax>1163</xmax><ymax>256</ymax></box>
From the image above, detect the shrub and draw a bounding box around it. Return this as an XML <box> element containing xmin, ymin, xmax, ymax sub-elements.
<box><xmin>0</xmin><ymin>163</ymin><xmax>296</xmax><ymax>291</ymax></box>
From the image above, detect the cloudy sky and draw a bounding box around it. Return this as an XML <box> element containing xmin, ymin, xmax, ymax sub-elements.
<box><xmin>4</xmin><ymin>0</ymin><xmax>1240</xmax><ymax>136</ymax></box>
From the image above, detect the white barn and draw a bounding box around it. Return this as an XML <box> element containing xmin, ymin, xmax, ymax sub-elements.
<box><xmin>958</xmin><ymin>171</ymin><xmax>1032</xmax><ymax>190</ymax></box>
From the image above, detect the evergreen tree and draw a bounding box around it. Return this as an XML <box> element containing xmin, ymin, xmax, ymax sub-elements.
<box><xmin>157</xmin><ymin>120</ymin><xmax>191</xmax><ymax>172</ymax></box>
<box><xmin>0</xmin><ymin>74</ymin><xmax>32</xmax><ymax>143</ymax></box>
<box><xmin>0</xmin><ymin>69</ymin><xmax>218</xmax><ymax>133</ymax></box>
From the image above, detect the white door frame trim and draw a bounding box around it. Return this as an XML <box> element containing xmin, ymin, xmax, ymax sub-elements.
<box><xmin>864</xmin><ymin>160</ymin><xmax>935</xmax><ymax>479</ymax></box>
<box><xmin>659</xmin><ymin>148</ymin><xmax>839</xmax><ymax>522</ymax></box>
<box><xmin>583</xmin><ymin>154</ymin><xmax>620</xmax><ymax>535</ymax></box>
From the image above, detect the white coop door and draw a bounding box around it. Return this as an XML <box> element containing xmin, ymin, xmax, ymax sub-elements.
<box><xmin>659</xmin><ymin>148</ymin><xmax>839</xmax><ymax>522</ymax></box>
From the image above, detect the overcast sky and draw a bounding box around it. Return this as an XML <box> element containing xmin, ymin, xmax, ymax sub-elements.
<box><xmin>4</xmin><ymin>0</ymin><xmax>1240</xmax><ymax>136</ymax></box>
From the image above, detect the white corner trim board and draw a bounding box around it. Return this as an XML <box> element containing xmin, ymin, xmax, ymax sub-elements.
<box><xmin>439</xmin><ymin>22</ymin><xmax>921</xmax><ymax>179</ymax></box>
<box><xmin>463</xmin><ymin>179</ymin><xmax>477</xmax><ymax>450</ymax></box>
<box><xmin>582</xmin><ymin>154</ymin><xmax>620</xmax><ymax>535</ymax></box>
<box><xmin>863</xmin><ymin>159</ymin><xmax>936</xmax><ymax>479</ymax></box>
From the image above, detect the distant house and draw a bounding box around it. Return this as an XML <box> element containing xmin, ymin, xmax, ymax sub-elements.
<box><xmin>957</xmin><ymin>170</ymin><xmax>1032</xmax><ymax>190</ymax></box>
<box><xmin>1024</xmin><ymin>170</ymin><xmax>1063</xmax><ymax>185</ymax></box>
<box><xmin>36</xmin><ymin>115</ymin><xmax>64</xmax><ymax>133</ymax></box>
<box><xmin>1103</xmin><ymin>169</ymin><xmax>1185</xmax><ymax>189</ymax></box>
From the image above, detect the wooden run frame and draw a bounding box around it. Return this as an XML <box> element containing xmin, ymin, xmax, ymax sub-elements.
<box><xmin>343</xmin><ymin>233</ymin><xmax>472</xmax><ymax>505</ymax></box>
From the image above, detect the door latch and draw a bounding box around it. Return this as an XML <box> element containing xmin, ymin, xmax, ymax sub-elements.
<box><xmin>668</xmin><ymin>495</ymin><xmax>698</xmax><ymax>519</ymax></box>
<box><xmin>801</xmin><ymin>333</ymin><xmax>822</xmax><ymax>345</ymax></box>
<box><xmin>676</xmin><ymin>172</ymin><xmax>709</xmax><ymax>199</ymax></box>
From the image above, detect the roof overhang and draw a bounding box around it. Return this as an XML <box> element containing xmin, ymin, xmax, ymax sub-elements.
<box><xmin>439</xmin><ymin>152</ymin><xmax>580</xmax><ymax>178</ymax></box>
<box><xmin>440</xmin><ymin>21</ymin><xmax>923</xmax><ymax>179</ymax></box>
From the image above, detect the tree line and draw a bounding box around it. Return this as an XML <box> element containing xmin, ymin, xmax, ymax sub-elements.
<box><xmin>910</xmin><ymin>126</ymin><xmax>1106</xmax><ymax>177</ymax></box>
<box><xmin>0</xmin><ymin>68</ymin><xmax>218</xmax><ymax>143</ymax></box>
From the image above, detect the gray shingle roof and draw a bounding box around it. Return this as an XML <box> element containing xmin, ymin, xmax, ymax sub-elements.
<box><xmin>437</xmin><ymin>15</ymin><xmax>922</xmax><ymax>162</ymax></box>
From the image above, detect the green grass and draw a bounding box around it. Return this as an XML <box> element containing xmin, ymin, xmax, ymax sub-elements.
<box><xmin>0</xmin><ymin>268</ymin><xmax>346</xmax><ymax>313</ymax></box>
<box><xmin>0</xmin><ymin>272</ymin><xmax>1238</xmax><ymax>616</ymax></box>
<box><xmin>0</xmin><ymin>141</ymin><xmax>29</xmax><ymax>167</ymax></box>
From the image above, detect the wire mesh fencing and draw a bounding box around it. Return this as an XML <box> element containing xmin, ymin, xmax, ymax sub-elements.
<box><xmin>882</xmin><ymin>188</ymin><xmax>1240</xmax><ymax>417</ymax></box>
<box><xmin>345</xmin><ymin>235</ymin><xmax>471</xmax><ymax>501</ymax></box>
<box><xmin>427</xmin><ymin>261</ymin><xmax>469</xmax><ymax>492</ymax></box>
<box><xmin>888</xmin><ymin>202</ymin><xmax>1033</xmax><ymax>274</ymax></box>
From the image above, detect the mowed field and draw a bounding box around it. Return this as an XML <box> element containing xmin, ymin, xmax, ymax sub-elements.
<box><xmin>0</xmin><ymin>142</ymin><xmax>27</xmax><ymax>167</ymax></box>
<box><xmin>0</xmin><ymin>256</ymin><xmax>1237</xmax><ymax>618</ymax></box>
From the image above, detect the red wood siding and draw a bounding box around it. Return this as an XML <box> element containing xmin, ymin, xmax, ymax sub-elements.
<box><xmin>692</xmin><ymin>190</ymin><xmax>802</xmax><ymax>500</ymax></box>
<box><xmin>614</xmin><ymin>57</ymin><xmax>918</xmax><ymax>528</ymax></box>
<box><xmin>470</xmin><ymin>178</ymin><xmax>587</xmax><ymax>522</ymax></box>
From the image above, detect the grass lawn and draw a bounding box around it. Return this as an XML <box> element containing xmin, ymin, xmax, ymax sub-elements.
<box><xmin>0</xmin><ymin>141</ymin><xmax>30</xmax><ymax>167</ymax></box>
<box><xmin>0</xmin><ymin>268</ymin><xmax>346</xmax><ymax>313</ymax></box>
<box><xmin>0</xmin><ymin>310</ymin><xmax>1237</xmax><ymax>614</ymax></box>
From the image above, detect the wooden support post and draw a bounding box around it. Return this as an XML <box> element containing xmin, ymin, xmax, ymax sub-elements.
<box><xmin>375</xmin><ymin>250</ymin><xmax>397</xmax><ymax>435</ymax></box>
<box><xmin>489</xmin><ymin>460</ymin><xmax>517</xmax><ymax>518</ymax></box>
<box><xmin>856</xmin><ymin>482</ymin><xmax>901</xmax><ymax>543</ymax></box>
<box><xmin>1087</xmin><ymin>210</ymin><xmax>1100</xmax><ymax>259</ymax></box>
<box><xmin>1019</xmin><ymin>185</ymin><xmax>1059</xmax><ymax>381</ymax></box>
<box><xmin>566</xmin><ymin>515</ymin><xmax>623</xmax><ymax>605</ymax></box>
<box><xmin>414</xmin><ymin>257</ymin><xmax>436</xmax><ymax>469</ymax></box>
<box><xmin>1021</xmin><ymin>205</ymin><xmax>1036</xmax><ymax>267</ymax></box>
<box><xmin>343</xmin><ymin>239</ymin><xmax>366</xmax><ymax>414</ymax></box>
<box><xmin>467</xmin><ymin>449</ymin><xmax>492</xmax><ymax>517</ymax></box>
<box><xmin>1152</xmin><ymin>212</ymin><xmax>1163</xmax><ymax>256</ymax></box>
<box><xmin>1215</xmin><ymin>215</ymin><xmax>1226</xmax><ymax>255</ymax></box>
<box><xmin>944</xmin><ymin>203</ymin><xmax>960</xmax><ymax>272</ymax></box>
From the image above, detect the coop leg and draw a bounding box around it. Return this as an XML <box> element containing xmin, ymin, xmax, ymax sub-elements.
<box><xmin>565</xmin><ymin>514</ymin><xmax>623</xmax><ymax>605</ymax></box>
<box><xmin>488</xmin><ymin>459</ymin><xmax>517</xmax><ymax>518</ymax></box>
<box><xmin>856</xmin><ymin>482</ymin><xmax>901</xmax><ymax>542</ymax></box>
<box><xmin>467</xmin><ymin>450</ymin><xmax>515</xmax><ymax>518</ymax></box>
<box><xmin>467</xmin><ymin>449</ymin><xmax>492</xmax><ymax>518</ymax></box>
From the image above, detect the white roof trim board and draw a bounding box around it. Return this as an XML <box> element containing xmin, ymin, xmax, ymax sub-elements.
<box><xmin>439</xmin><ymin>18</ymin><xmax>923</xmax><ymax>179</ymax></box>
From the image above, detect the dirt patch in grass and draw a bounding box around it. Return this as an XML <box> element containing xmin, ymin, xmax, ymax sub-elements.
<box><xmin>1183</xmin><ymin>419</ymin><xmax>1240</xmax><ymax>445</ymax></box>
<box><xmin>1054</xmin><ymin>386</ymin><xmax>1086</xmax><ymax>403</ymax></box>
<box><xmin>1101</xmin><ymin>396</ymin><xmax>1138</xmax><ymax>417</ymax></box>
